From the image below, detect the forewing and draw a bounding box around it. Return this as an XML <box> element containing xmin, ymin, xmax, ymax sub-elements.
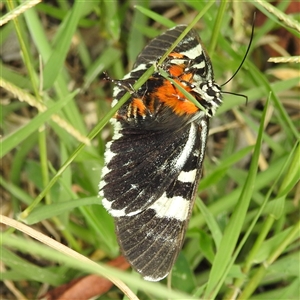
<box><xmin>100</xmin><ymin>120</ymin><xmax>201</xmax><ymax>217</ymax></box>
<box><xmin>99</xmin><ymin>23</ymin><xmax>219</xmax><ymax>281</ymax></box>
<box><xmin>113</xmin><ymin>118</ymin><xmax>209</xmax><ymax>281</ymax></box>
<box><xmin>133</xmin><ymin>25</ymin><xmax>201</xmax><ymax>68</ymax></box>
<box><xmin>117</xmin><ymin>24</ymin><xmax>209</xmax><ymax>86</ymax></box>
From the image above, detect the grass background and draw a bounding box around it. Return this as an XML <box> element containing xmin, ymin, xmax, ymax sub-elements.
<box><xmin>1</xmin><ymin>0</ymin><xmax>299</xmax><ymax>299</ymax></box>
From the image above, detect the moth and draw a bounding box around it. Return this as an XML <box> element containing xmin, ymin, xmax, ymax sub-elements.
<box><xmin>99</xmin><ymin>25</ymin><xmax>222</xmax><ymax>281</ymax></box>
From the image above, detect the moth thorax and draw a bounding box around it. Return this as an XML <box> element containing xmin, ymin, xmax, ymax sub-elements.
<box><xmin>194</xmin><ymin>80</ymin><xmax>222</xmax><ymax>117</ymax></box>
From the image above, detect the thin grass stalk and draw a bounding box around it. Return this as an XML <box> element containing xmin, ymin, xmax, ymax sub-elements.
<box><xmin>208</xmin><ymin>0</ymin><xmax>229</xmax><ymax>55</ymax></box>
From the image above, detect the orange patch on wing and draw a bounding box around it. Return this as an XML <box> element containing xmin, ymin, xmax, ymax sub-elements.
<box><xmin>167</xmin><ymin>64</ymin><xmax>194</xmax><ymax>82</ymax></box>
<box><xmin>168</xmin><ymin>64</ymin><xmax>185</xmax><ymax>77</ymax></box>
<box><xmin>169</xmin><ymin>52</ymin><xmax>185</xmax><ymax>58</ymax></box>
<box><xmin>181</xmin><ymin>73</ymin><xmax>193</xmax><ymax>82</ymax></box>
<box><xmin>167</xmin><ymin>53</ymin><xmax>187</xmax><ymax>77</ymax></box>
<box><xmin>153</xmin><ymin>80</ymin><xmax>199</xmax><ymax>116</ymax></box>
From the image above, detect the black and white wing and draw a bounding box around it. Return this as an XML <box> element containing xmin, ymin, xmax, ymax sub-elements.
<box><xmin>99</xmin><ymin>24</ymin><xmax>222</xmax><ymax>281</ymax></box>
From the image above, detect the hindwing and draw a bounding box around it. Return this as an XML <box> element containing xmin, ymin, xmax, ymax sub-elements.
<box><xmin>99</xmin><ymin>117</ymin><xmax>209</xmax><ymax>280</ymax></box>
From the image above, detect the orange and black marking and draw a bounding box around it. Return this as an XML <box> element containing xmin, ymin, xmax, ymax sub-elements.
<box><xmin>151</xmin><ymin>78</ymin><xmax>199</xmax><ymax>116</ymax></box>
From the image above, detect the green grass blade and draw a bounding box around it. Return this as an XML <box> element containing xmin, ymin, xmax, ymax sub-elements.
<box><xmin>135</xmin><ymin>5</ymin><xmax>176</xmax><ymax>28</ymax></box>
<box><xmin>42</xmin><ymin>1</ymin><xmax>85</xmax><ymax>89</ymax></box>
<box><xmin>2</xmin><ymin>247</ymin><xmax>64</xmax><ymax>285</ymax></box>
<box><xmin>196</xmin><ymin>198</ymin><xmax>223</xmax><ymax>249</ymax></box>
<box><xmin>127</xmin><ymin>2</ymin><xmax>149</xmax><ymax>67</ymax></box>
<box><xmin>0</xmin><ymin>175</ymin><xmax>33</xmax><ymax>205</ymax></box>
<box><xmin>208</xmin><ymin>0</ymin><xmax>229</xmax><ymax>55</ymax></box>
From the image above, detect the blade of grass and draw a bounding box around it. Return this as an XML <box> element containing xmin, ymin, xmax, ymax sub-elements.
<box><xmin>2</xmin><ymin>247</ymin><xmax>64</xmax><ymax>285</ymax></box>
<box><xmin>127</xmin><ymin>2</ymin><xmax>149</xmax><ymax>68</ymax></box>
<box><xmin>105</xmin><ymin>0</ymin><xmax>121</xmax><ymax>41</ymax></box>
<box><xmin>278</xmin><ymin>142</ymin><xmax>300</xmax><ymax>195</ymax></box>
<box><xmin>9</xmin><ymin>133</ymin><xmax>38</xmax><ymax>213</ymax></box>
<box><xmin>6</xmin><ymin>0</ymin><xmax>40</xmax><ymax>97</ymax></box>
<box><xmin>0</xmin><ymin>175</ymin><xmax>34</xmax><ymax>205</ymax></box>
<box><xmin>253</xmin><ymin>0</ymin><xmax>300</xmax><ymax>33</ymax></box>
<box><xmin>196</xmin><ymin>199</ymin><xmax>223</xmax><ymax>249</ymax></box>
<box><xmin>42</xmin><ymin>0</ymin><xmax>85</xmax><ymax>89</ymax></box>
<box><xmin>135</xmin><ymin>5</ymin><xmax>176</xmax><ymax>28</ymax></box>
<box><xmin>0</xmin><ymin>0</ymin><xmax>41</xmax><ymax>26</ymax></box>
<box><xmin>0</xmin><ymin>62</ymin><xmax>32</xmax><ymax>89</ymax></box>
<box><xmin>38</xmin><ymin>125</ymin><xmax>51</xmax><ymax>206</ymax></box>
<box><xmin>208</xmin><ymin>0</ymin><xmax>229</xmax><ymax>55</ymax></box>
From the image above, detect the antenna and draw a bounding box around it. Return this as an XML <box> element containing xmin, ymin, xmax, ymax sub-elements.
<box><xmin>222</xmin><ymin>90</ymin><xmax>248</xmax><ymax>104</ymax></box>
<box><xmin>221</xmin><ymin>12</ymin><xmax>256</xmax><ymax>87</ymax></box>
